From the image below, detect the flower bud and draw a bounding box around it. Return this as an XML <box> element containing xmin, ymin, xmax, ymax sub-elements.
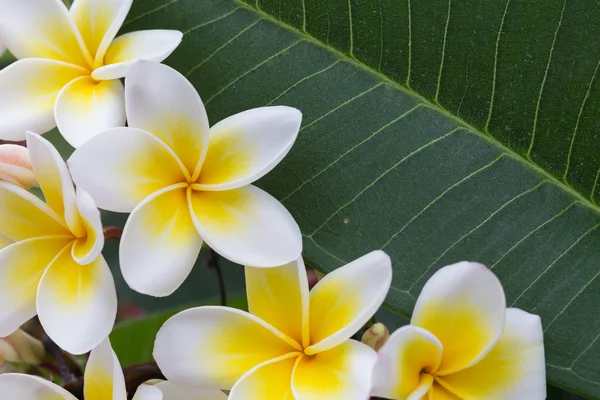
<box><xmin>0</xmin><ymin>144</ymin><xmax>38</xmax><ymax>189</ymax></box>
<box><xmin>361</xmin><ymin>322</ymin><xmax>389</xmax><ymax>351</ymax></box>
<box><xmin>0</xmin><ymin>330</ymin><xmax>45</xmax><ymax>365</ymax></box>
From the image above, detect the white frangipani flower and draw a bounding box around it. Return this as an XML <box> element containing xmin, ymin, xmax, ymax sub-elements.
<box><xmin>371</xmin><ymin>262</ymin><xmax>546</xmax><ymax>400</ymax></box>
<box><xmin>0</xmin><ymin>132</ymin><xmax>116</xmax><ymax>354</ymax></box>
<box><xmin>69</xmin><ymin>61</ymin><xmax>303</xmax><ymax>297</ymax></box>
<box><xmin>0</xmin><ymin>144</ymin><xmax>38</xmax><ymax>189</ymax></box>
<box><xmin>153</xmin><ymin>251</ymin><xmax>392</xmax><ymax>399</ymax></box>
<box><xmin>0</xmin><ymin>338</ymin><xmax>225</xmax><ymax>400</ymax></box>
<box><xmin>0</xmin><ymin>0</ymin><xmax>182</xmax><ymax>147</ymax></box>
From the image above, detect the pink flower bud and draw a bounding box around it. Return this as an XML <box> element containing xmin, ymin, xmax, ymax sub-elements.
<box><xmin>361</xmin><ymin>322</ymin><xmax>389</xmax><ymax>351</ymax></box>
<box><xmin>0</xmin><ymin>145</ymin><xmax>38</xmax><ymax>189</ymax></box>
<box><xmin>0</xmin><ymin>330</ymin><xmax>45</xmax><ymax>365</ymax></box>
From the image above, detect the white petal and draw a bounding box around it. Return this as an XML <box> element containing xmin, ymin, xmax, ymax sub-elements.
<box><xmin>68</xmin><ymin>127</ymin><xmax>186</xmax><ymax>213</ymax></box>
<box><xmin>154</xmin><ymin>306</ymin><xmax>299</xmax><ymax>390</ymax></box>
<box><xmin>229</xmin><ymin>353</ymin><xmax>297</xmax><ymax>400</ymax></box>
<box><xmin>439</xmin><ymin>308</ymin><xmax>546</xmax><ymax>400</ymax></box>
<box><xmin>124</xmin><ymin>60</ymin><xmax>209</xmax><ymax>173</ymax></box>
<box><xmin>0</xmin><ymin>0</ymin><xmax>91</xmax><ymax>66</ymax></box>
<box><xmin>120</xmin><ymin>184</ymin><xmax>202</xmax><ymax>296</ymax></box>
<box><xmin>26</xmin><ymin>132</ymin><xmax>81</xmax><ymax>235</ymax></box>
<box><xmin>0</xmin><ymin>144</ymin><xmax>37</xmax><ymax>189</ymax></box>
<box><xmin>371</xmin><ymin>326</ymin><xmax>443</xmax><ymax>399</ymax></box>
<box><xmin>69</xmin><ymin>0</ymin><xmax>133</xmax><ymax>66</ymax></box>
<box><xmin>292</xmin><ymin>340</ymin><xmax>377</xmax><ymax>400</ymax></box>
<box><xmin>0</xmin><ymin>59</ymin><xmax>86</xmax><ymax>141</ymax></box>
<box><xmin>0</xmin><ymin>373</ymin><xmax>77</xmax><ymax>400</ymax></box>
<box><xmin>411</xmin><ymin>261</ymin><xmax>506</xmax><ymax>374</ymax></box>
<box><xmin>133</xmin><ymin>385</ymin><xmax>163</xmax><ymax>400</ymax></box>
<box><xmin>37</xmin><ymin>249</ymin><xmax>117</xmax><ymax>354</ymax></box>
<box><xmin>0</xmin><ymin>237</ymin><xmax>71</xmax><ymax>337</ymax></box>
<box><xmin>93</xmin><ymin>31</ymin><xmax>183</xmax><ymax>80</ymax></box>
<box><xmin>55</xmin><ymin>76</ymin><xmax>126</xmax><ymax>148</ymax></box>
<box><xmin>305</xmin><ymin>251</ymin><xmax>392</xmax><ymax>354</ymax></box>
<box><xmin>196</xmin><ymin>106</ymin><xmax>301</xmax><ymax>191</ymax></box>
<box><xmin>188</xmin><ymin>185</ymin><xmax>302</xmax><ymax>267</ymax></box>
<box><xmin>84</xmin><ymin>338</ymin><xmax>127</xmax><ymax>400</ymax></box>
<box><xmin>156</xmin><ymin>381</ymin><xmax>227</xmax><ymax>400</ymax></box>
<box><xmin>71</xmin><ymin>188</ymin><xmax>104</xmax><ymax>265</ymax></box>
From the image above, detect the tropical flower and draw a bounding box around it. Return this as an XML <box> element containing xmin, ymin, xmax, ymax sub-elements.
<box><xmin>0</xmin><ymin>132</ymin><xmax>116</xmax><ymax>355</ymax></box>
<box><xmin>153</xmin><ymin>251</ymin><xmax>392</xmax><ymax>399</ymax></box>
<box><xmin>0</xmin><ymin>0</ymin><xmax>182</xmax><ymax>147</ymax></box>
<box><xmin>0</xmin><ymin>338</ymin><xmax>225</xmax><ymax>399</ymax></box>
<box><xmin>69</xmin><ymin>61</ymin><xmax>303</xmax><ymax>297</ymax></box>
<box><xmin>0</xmin><ymin>144</ymin><xmax>37</xmax><ymax>189</ymax></box>
<box><xmin>0</xmin><ymin>330</ymin><xmax>45</xmax><ymax>366</ymax></box>
<box><xmin>371</xmin><ymin>262</ymin><xmax>546</xmax><ymax>400</ymax></box>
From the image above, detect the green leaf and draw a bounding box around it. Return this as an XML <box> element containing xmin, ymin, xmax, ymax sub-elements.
<box><xmin>110</xmin><ymin>297</ymin><xmax>248</xmax><ymax>366</ymax></box>
<box><xmin>124</xmin><ymin>0</ymin><xmax>600</xmax><ymax>396</ymax></box>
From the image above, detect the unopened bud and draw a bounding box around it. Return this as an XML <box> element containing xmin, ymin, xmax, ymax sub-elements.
<box><xmin>361</xmin><ymin>322</ymin><xmax>389</xmax><ymax>351</ymax></box>
<box><xmin>0</xmin><ymin>330</ymin><xmax>45</xmax><ymax>365</ymax></box>
<box><xmin>0</xmin><ymin>145</ymin><xmax>37</xmax><ymax>189</ymax></box>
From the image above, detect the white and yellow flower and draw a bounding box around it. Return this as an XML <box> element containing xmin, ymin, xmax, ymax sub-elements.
<box><xmin>0</xmin><ymin>0</ymin><xmax>182</xmax><ymax>147</ymax></box>
<box><xmin>0</xmin><ymin>132</ymin><xmax>116</xmax><ymax>355</ymax></box>
<box><xmin>371</xmin><ymin>262</ymin><xmax>546</xmax><ymax>400</ymax></box>
<box><xmin>0</xmin><ymin>144</ymin><xmax>37</xmax><ymax>189</ymax></box>
<box><xmin>153</xmin><ymin>250</ymin><xmax>392</xmax><ymax>399</ymax></box>
<box><xmin>0</xmin><ymin>338</ymin><xmax>225</xmax><ymax>399</ymax></box>
<box><xmin>69</xmin><ymin>61</ymin><xmax>303</xmax><ymax>296</ymax></box>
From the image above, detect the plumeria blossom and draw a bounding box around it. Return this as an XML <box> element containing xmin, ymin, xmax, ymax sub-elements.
<box><xmin>0</xmin><ymin>144</ymin><xmax>37</xmax><ymax>189</ymax></box>
<box><xmin>0</xmin><ymin>132</ymin><xmax>116</xmax><ymax>354</ymax></box>
<box><xmin>371</xmin><ymin>262</ymin><xmax>546</xmax><ymax>400</ymax></box>
<box><xmin>154</xmin><ymin>250</ymin><xmax>392</xmax><ymax>399</ymax></box>
<box><xmin>0</xmin><ymin>0</ymin><xmax>182</xmax><ymax>147</ymax></box>
<box><xmin>0</xmin><ymin>338</ymin><xmax>225</xmax><ymax>399</ymax></box>
<box><xmin>69</xmin><ymin>61</ymin><xmax>303</xmax><ymax>297</ymax></box>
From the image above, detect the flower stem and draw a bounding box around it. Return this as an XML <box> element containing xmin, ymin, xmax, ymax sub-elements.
<box><xmin>208</xmin><ymin>248</ymin><xmax>227</xmax><ymax>306</ymax></box>
<box><xmin>42</xmin><ymin>335</ymin><xmax>82</xmax><ymax>384</ymax></box>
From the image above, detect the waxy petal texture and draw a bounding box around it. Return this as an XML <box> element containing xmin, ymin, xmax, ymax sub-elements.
<box><xmin>306</xmin><ymin>250</ymin><xmax>392</xmax><ymax>354</ymax></box>
<box><xmin>292</xmin><ymin>340</ymin><xmax>377</xmax><ymax>400</ymax></box>
<box><xmin>71</xmin><ymin>188</ymin><xmax>104</xmax><ymax>265</ymax></box>
<box><xmin>125</xmin><ymin>61</ymin><xmax>209</xmax><ymax>173</ymax></box>
<box><xmin>120</xmin><ymin>185</ymin><xmax>202</xmax><ymax>296</ymax></box>
<box><xmin>229</xmin><ymin>354</ymin><xmax>297</xmax><ymax>400</ymax></box>
<box><xmin>245</xmin><ymin>258</ymin><xmax>309</xmax><ymax>347</ymax></box>
<box><xmin>154</xmin><ymin>307</ymin><xmax>298</xmax><ymax>390</ymax></box>
<box><xmin>0</xmin><ymin>59</ymin><xmax>86</xmax><ymax>140</ymax></box>
<box><xmin>69</xmin><ymin>127</ymin><xmax>186</xmax><ymax>213</ymax></box>
<box><xmin>411</xmin><ymin>261</ymin><xmax>506</xmax><ymax>374</ymax></box>
<box><xmin>189</xmin><ymin>185</ymin><xmax>301</xmax><ymax>267</ymax></box>
<box><xmin>155</xmin><ymin>381</ymin><xmax>227</xmax><ymax>400</ymax></box>
<box><xmin>37</xmin><ymin>249</ymin><xmax>117</xmax><ymax>355</ymax></box>
<box><xmin>55</xmin><ymin>76</ymin><xmax>126</xmax><ymax>148</ymax></box>
<box><xmin>0</xmin><ymin>374</ymin><xmax>77</xmax><ymax>400</ymax></box>
<box><xmin>196</xmin><ymin>106</ymin><xmax>301</xmax><ymax>191</ymax></box>
<box><xmin>84</xmin><ymin>338</ymin><xmax>127</xmax><ymax>400</ymax></box>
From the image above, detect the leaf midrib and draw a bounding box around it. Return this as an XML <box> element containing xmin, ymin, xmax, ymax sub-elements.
<box><xmin>233</xmin><ymin>0</ymin><xmax>600</xmax><ymax>220</ymax></box>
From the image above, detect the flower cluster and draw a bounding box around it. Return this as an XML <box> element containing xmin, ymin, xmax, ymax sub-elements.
<box><xmin>0</xmin><ymin>0</ymin><xmax>547</xmax><ymax>398</ymax></box>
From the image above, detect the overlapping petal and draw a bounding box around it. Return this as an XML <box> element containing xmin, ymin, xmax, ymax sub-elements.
<box><xmin>133</xmin><ymin>385</ymin><xmax>164</xmax><ymax>400</ymax></box>
<box><xmin>55</xmin><ymin>76</ymin><xmax>126</xmax><ymax>148</ymax></box>
<box><xmin>0</xmin><ymin>237</ymin><xmax>71</xmax><ymax>336</ymax></box>
<box><xmin>72</xmin><ymin>188</ymin><xmax>104</xmax><ymax>265</ymax></box>
<box><xmin>0</xmin><ymin>59</ymin><xmax>86</xmax><ymax>140</ymax></box>
<box><xmin>371</xmin><ymin>326</ymin><xmax>443</xmax><ymax>399</ymax></box>
<box><xmin>245</xmin><ymin>258</ymin><xmax>309</xmax><ymax>347</ymax></box>
<box><xmin>229</xmin><ymin>353</ymin><xmax>298</xmax><ymax>400</ymax></box>
<box><xmin>37</xmin><ymin>248</ymin><xmax>117</xmax><ymax>354</ymax></box>
<box><xmin>154</xmin><ymin>306</ymin><xmax>299</xmax><ymax>390</ymax></box>
<box><xmin>84</xmin><ymin>338</ymin><xmax>127</xmax><ymax>400</ymax></box>
<box><xmin>120</xmin><ymin>184</ymin><xmax>202</xmax><ymax>296</ymax></box>
<box><xmin>0</xmin><ymin>144</ymin><xmax>37</xmax><ymax>189</ymax></box>
<box><xmin>189</xmin><ymin>185</ymin><xmax>301</xmax><ymax>267</ymax></box>
<box><xmin>68</xmin><ymin>127</ymin><xmax>186</xmax><ymax>213</ymax></box>
<box><xmin>0</xmin><ymin>373</ymin><xmax>77</xmax><ymax>400</ymax></box>
<box><xmin>125</xmin><ymin>61</ymin><xmax>208</xmax><ymax>173</ymax></box>
<box><xmin>0</xmin><ymin>233</ymin><xmax>12</xmax><ymax>250</ymax></box>
<box><xmin>155</xmin><ymin>381</ymin><xmax>227</xmax><ymax>400</ymax></box>
<box><xmin>0</xmin><ymin>0</ymin><xmax>91</xmax><ymax>66</ymax></box>
<box><xmin>195</xmin><ymin>106</ymin><xmax>301</xmax><ymax>191</ymax></box>
<box><xmin>411</xmin><ymin>261</ymin><xmax>506</xmax><ymax>375</ymax></box>
<box><xmin>439</xmin><ymin>308</ymin><xmax>546</xmax><ymax>399</ymax></box>
<box><xmin>292</xmin><ymin>340</ymin><xmax>377</xmax><ymax>400</ymax></box>
<box><xmin>0</xmin><ymin>182</ymin><xmax>68</xmax><ymax>241</ymax></box>
<box><xmin>93</xmin><ymin>31</ymin><xmax>183</xmax><ymax>80</ymax></box>
<box><xmin>69</xmin><ymin>0</ymin><xmax>133</xmax><ymax>65</ymax></box>
<box><xmin>306</xmin><ymin>250</ymin><xmax>392</xmax><ymax>354</ymax></box>
<box><xmin>26</xmin><ymin>132</ymin><xmax>82</xmax><ymax>235</ymax></box>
